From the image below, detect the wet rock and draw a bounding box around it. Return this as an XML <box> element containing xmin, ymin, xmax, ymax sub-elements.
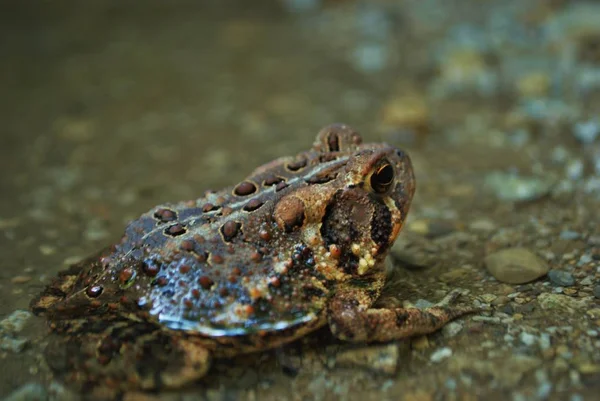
<box><xmin>573</xmin><ymin>120</ymin><xmax>599</xmax><ymax>144</ymax></box>
<box><xmin>11</xmin><ymin>276</ymin><xmax>32</xmax><ymax>284</ymax></box>
<box><xmin>485</xmin><ymin>248</ymin><xmax>549</xmax><ymax>284</ymax></box>
<box><xmin>0</xmin><ymin>310</ymin><xmax>32</xmax><ymax>353</ymax></box>
<box><xmin>537</xmin><ymin>293</ymin><xmax>585</xmax><ymax>313</ymax></box>
<box><xmin>3</xmin><ymin>382</ymin><xmax>47</xmax><ymax>401</ymax></box>
<box><xmin>469</xmin><ymin>218</ymin><xmax>496</xmax><ymax>232</ymax></box>
<box><xmin>516</xmin><ymin>71</ymin><xmax>550</xmax><ymax>98</ymax></box>
<box><xmin>0</xmin><ymin>310</ymin><xmax>32</xmax><ymax>334</ymax></box>
<box><xmin>335</xmin><ymin>344</ymin><xmax>399</xmax><ymax>375</ymax></box>
<box><xmin>593</xmin><ymin>285</ymin><xmax>600</xmax><ymax>299</ymax></box>
<box><xmin>559</xmin><ymin>230</ymin><xmax>581</xmax><ymax>240</ymax></box>
<box><xmin>484</xmin><ymin>172</ymin><xmax>554</xmax><ymax>202</ymax></box>
<box><xmin>430</xmin><ymin>347</ymin><xmax>452</xmax><ymax>363</ymax></box>
<box><xmin>547</xmin><ymin>269</ymin><xmax>575</xmax><ymax>287</ymax></box>
<box><xmin>441</xmin><ymin>321</ymin><xmax>464</xmax><ymax>338</ymax></box>
<box><xmin>448</xmin><ymin>355</ymin><xmax>541</xmax><ymax>388</ymax></box>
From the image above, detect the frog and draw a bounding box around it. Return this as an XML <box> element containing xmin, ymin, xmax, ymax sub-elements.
<box><xmin>31</xmin><ymin>123</ymin><xmax>476</xmax><ymax>395</ymax></box>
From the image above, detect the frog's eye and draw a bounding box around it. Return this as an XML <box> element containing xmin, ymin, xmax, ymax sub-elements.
<box><xmin>369</xmin><ymin>162</ymin><xmax>394</xmax><ymax>194</ymax></box>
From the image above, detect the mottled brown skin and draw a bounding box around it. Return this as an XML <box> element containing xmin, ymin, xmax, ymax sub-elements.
<box><xmin>31</xmin><ymin>124</ymin><xmax>475</xmax><ymax>395</ymax></box>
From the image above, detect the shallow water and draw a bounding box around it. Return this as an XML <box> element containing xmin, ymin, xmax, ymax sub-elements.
<box><xmin>1</xmin><ymin>1</ymin><xmax>599</xmax><ymax>400</ymax></box>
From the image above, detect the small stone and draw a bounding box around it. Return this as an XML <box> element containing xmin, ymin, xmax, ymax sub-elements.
<box><xmin>469</xmin><ymin>218</ymin><xmax>496</xmax><ymax>232</ymax></box>
<box><xmin>38</xmin><ymin>245</ymin><xmax>56</xmax><ymax>256</ymax></box>
<box><xmin>576</xmin><ymin>363</ymin><xmax>600</xmax><ymax>375</ymax></box>
<box><xmin>490</xmin><ymin>296</ymin><xmax>509</xmax><ymax>307</ymax></box>
<box><xmin>538</xmin><ymin>293</ymin><xmax>584</xmax><ymax>313</ymax></box>
<box><xmin>559</xmin><ymin>230</ymin><xmax>581</xmax><ymax>240</ymax></box>
<box><xmin>335</xmin><ymin>344</ymin><xmax>399</xmax><ymax>375</ymax></box>
<box><xmin>593</xmin><ymin>285</ymin><xmax>600</xmax><ymax>299</ymax></box>
<box><xmin>484</xmin><ymin>172</ymin><xmax>554</xmax><ymax>202</ymax></box>
<box><xmin>548</xmin><ymin>270</ymin><xmax>575</xmax><ymax>287</ymax></box>
<box><xmin>11</xmin><ymin>276</ymin><xmax>32</xmax><ymax>284</ymax></box>
<box><xmin>485</xmin><ymin>248</ymin><xmax>549</xmax><ymax>284</ymax></box>
<box><xmin>0</xmin><ymin>336</ymin><xmax>29</xmax><ymax>353</ymax></box>
<box><xmin>520</xmin><ymin>332</ymin><xmax>537</xmax><ymax>346</ymax></box>
<box><xmin>516</xmin><ymin>71</ymin><xmax>551</xmax><ymax>98</ymax></box>
<box><xmin>430</xmin><ymin>347</ymin><xmax>452</xmax><ymax>363</ymax></box>
<box><xmin>2</xmin><ymin>382</ymin><xmax>47</xmax><ymax>401</ymax></box>
<box><xmin>479</xmin><ymin>293</ymin><xmax>497</xmax><ymax>303</ymax></box>
<box><xmin>0</xmin><ymin>310</ymin><xmax>33</xmax><ymax>334</ymax></box>
<box><xmin>441</xmin><ymin>321</ymin><xmax>464</xmax><ymax>338</ymax></box>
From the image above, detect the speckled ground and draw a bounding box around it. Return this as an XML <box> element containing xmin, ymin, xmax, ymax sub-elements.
<box><xmin>1</xmin><ymin>1</ymin><xmax>599</xmax><ymax>400</ymax></box>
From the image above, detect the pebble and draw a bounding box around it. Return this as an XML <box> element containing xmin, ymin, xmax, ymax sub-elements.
<box><xmin>0</xmin><ymin>310</ymin><xmax>33</xmax><ymax>334</ymax></box>
<box><xmin>485</xmin><ymin>248</ymin><xmax>549</xmax><ymax>284</ymax></box>
<box><xmin>547</xmin><ymin>269</ymin><xmax>575</xmax><ymax>287</ymax></box>
<box><xmin>11</xmin><ymin>276</ymin><xmax>32</xmax><ymax>284</ymax></box>
<box><xmin>441</xmin><ymin>321</ymin><xmax>464</xmax><ymax>338</ymax></box>
<box><xmin>430</xmin><ymin>347</ymin><xmax>452</xmax><ymax>363</ymax></box>
<box><xmin>335</xmin><ymin>344</ymin><xmax>399</xmax><ymax>375</ymax></box>
<box><xmin>2</xmin><ymin>382</ymin><xmax>47</xmax><ymax>401</ymax></box>
<box><xmin>469</xmin><ymin>218</ymin><xmax>496</xmax><ymax>232</ymax></box>
<box><xmin>537</xmin><ymin>293</ymin><xmax>584</xmax><ymax>313</ymax></box>
<box><xmin>559</xmin><ymin>230</ymin><xmax>581</xmax><ymax>240</ymax></box>
<box><xmin>484</xmin><ymin>172</ymin><xmax>554</xmax><ymax>202</ymax></box>
<box><xmin>594</xmin><ymin>285</ymin><xmax>600</xmax><ymax>299</ymax></box>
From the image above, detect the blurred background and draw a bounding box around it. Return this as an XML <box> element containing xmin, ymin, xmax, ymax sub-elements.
<box><xmin>1</xmin><ymin>1</ymin><xmax>599</xmax><ymax>400</ymax></box>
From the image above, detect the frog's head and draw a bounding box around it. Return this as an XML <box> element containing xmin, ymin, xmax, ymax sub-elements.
<box><xmin>274</xmin><ymin>124</ymin><xmax>415</xmax><ymax>277</ymax></box>
<box><xmin>318</xmin><ymin>142</ymin><xmax>415</xmax><ymax>275</ymax></box>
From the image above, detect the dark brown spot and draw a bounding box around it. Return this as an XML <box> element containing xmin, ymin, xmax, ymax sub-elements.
<box><xmin>275</xmin><ymin>181</ymin><xmax>289</xmax><ymax>192</ymax></box>
<box><xmin>243</xmin><ymin>199</ymin><xmax>264</xmax><ymax>212</ymax></box>
<box><xmin>264</xmin><ymin>175</ymin><xmax>284</xmax><ymax>186</ymax></box>
<box><xmin>191</xmin><ymin>289</ymin><xmax>200</xmax><ymax>299</ymax></box>
<box><xmin>327</xmin><ymin>133</ymin><xmax>340</xmax><ymax>152</ymax></box>
<box><xmin>286</xmin><ymin>158</ymin><xmax>307</xmax><ymax>171</ymax></box>
<box><xmin>154</xmin><ymin>277</ymin><xmax>168</xmax><ymax>286</ymax></box>
<box><xmin>234</xmin><ymin>181</ymin><xmax>257</xmax><ymax>196</ymax></box>
<box><xmin>165</xmin><ymin>224</ymin><xmax>186</xmax><ymax>236</ymax></box>
<box><xmin>250</xmin><ymin>251</ymin><xmax>262</xmax><ymax>262</ymax></box>
<box><xmin>228</xmin><ymin>276</ymin><xmax>238</xmax><ymax>283</ymax></box>
<box><xmin>269</xmin><ymin>277</ymin><xmax>281</xmax><ymax>287</ymax></box>
<box><xmin>179</xmin><ymin>264</ymin><xmax>191</xmax><ymax>274</ymax></box>
<box><xmin>202</xmin><ymin>203</ymin><xmax>220</xmax><ymax>213</ymax></box>
<box><xmin>180</xmin><ymin>239</ymin><xmax>195</xmax><ymax>251</ymax></box>
<box><xmin>221</xmin><ymin>206</ymin><xmax>233</xmax><ymax>216</ymax></box>
<box><xmin>220</xmin><ymin>221</ymin><xmax>241</xmax><ymax>242</ymax></box>
<box><xmin>258</xmin><ymin>228</ymin><xmax>271</xmax><ymax>241</ymax></box>
<box><xmin>183</xmin><ymin>298</ymin><xmax>194</xmax><ymax>308</ymax></box>
<box><xmin>198</xmin><ymin>276</ymin><xmax>213</xmax><ymax>289</ymax></box>
<box><xmin>142</xmin><ymin>261</ymin><xmax>160</xmax><ymax>277</ymax></box>
<box><xmin>219</xmin><ymin>288</ymin><xmax>229</xmax><ymax>297</ymax></box>
<box><xmin>212</xmin><ymin>254</ymin><xmax>224</xmax><ymax>264</ymax></box>
<box><xmin>119</xmin><ymin>268</ymin><xmax>134</xmax><ymax>283</ymax></box>
<box><xmin>195</xmin><ymin>251</ymin><xmax>208</xmax><ymax>263</ymax></box>
<box><xmin>153</xmin><ymin>208</ymin><xmax>177</xmax><ymax>222</ymax></box>
<box><xmin>86</xmin><ymin>285</ymin><xmax>103</xmax><ymax>298</ymax></box>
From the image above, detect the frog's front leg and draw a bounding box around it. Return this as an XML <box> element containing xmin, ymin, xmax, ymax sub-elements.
<box><xmin>327</xmin><ymin>285</ymin><xmax>478</xmax><ymax>343</ymax></box>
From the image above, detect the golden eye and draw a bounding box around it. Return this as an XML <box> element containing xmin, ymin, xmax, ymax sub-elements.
<box><xmin>369</xmin><ymin>163</ymin><xmax>395</xmax><ymax>194</ymax></box>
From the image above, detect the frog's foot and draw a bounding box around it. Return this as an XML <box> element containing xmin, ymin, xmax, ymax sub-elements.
<box><xmin>328</xmin><ymin>289</ymin><xmax>481</xmax><ymax>343</ymax></box>
<box><xmin>45</xmin><ymin>319</ymin><xmax>211</xmax><ymax>393</ymax></box>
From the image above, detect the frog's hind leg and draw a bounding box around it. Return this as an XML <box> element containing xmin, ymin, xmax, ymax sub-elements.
<box><xmin>45</xmin><ymin>318</ymin><xmax>211</xmax><ymax>393</ymax></box>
